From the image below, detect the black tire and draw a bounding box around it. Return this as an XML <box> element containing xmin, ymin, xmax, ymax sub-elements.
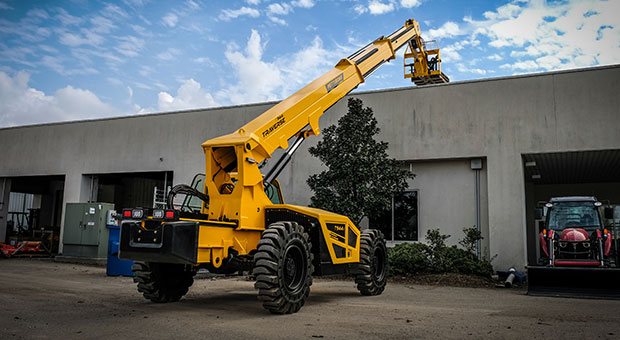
<box><xmin>132</xmin><ymin>262</ymin><xmax>196</xmax><ymax>303</ymax></box>
<box><xmin>252</xmin><ymin>221</ymin><xmax>314</xmax><ymax>314</ymax></box>
<box><xmin>353</xmin><ymin>229</ymin><xmax>388</xmax><ymax>296</ymax></box>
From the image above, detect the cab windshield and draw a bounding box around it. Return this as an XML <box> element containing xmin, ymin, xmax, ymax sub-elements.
<box><xmin>547</xmin><ymin>202</ymin><xmax>601</xmax><ymax>231</ymax></box>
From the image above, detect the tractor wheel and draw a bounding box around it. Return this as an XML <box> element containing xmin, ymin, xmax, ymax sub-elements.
<box><xmin>132</xmin><ymin>262</ymin><xmax>196</xmax><ymax>303</ymax></box>
<box><xmin>252</xmin><ymin>221</ymin><xmax>314</xmax><ymax>314</ymax></box>
<box><xmin>353</xmin><ymin>229</ymin><xmax>388</xmax><ymax>296</ymax></box>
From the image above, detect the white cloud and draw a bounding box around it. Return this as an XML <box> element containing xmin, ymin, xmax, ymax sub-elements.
<box><xmin>400</xmin><ymin>0</ymin><xmax>421</xmax><ymax>8</ymax></box>
<box><xmin>40</xmin><ymin>55</ymin><xmax>98</xmax><ymax>76</ymax></box>
<box><xmin>157</xmin><ymin>48</ymin><xmax>181</xmax><ymax>61</ymax></box>
<box><xmin>269</xmin><ymin>16</ymin><xmax>287</xmax><ymax>26</ymax></box>
<box><xmin>438</xmin><ymin>37</ymin><xmax>479</xmax><ymax>63</ymax></box>
<box><xmin>457</xmin><ymin>64</ymin><xmax>487</xmax><ymax>75</ymax></box>
<box><xmin>499</xmin><ymin>60</ymin><xmax>538</xmax><ymax>71</ymax></box>
<box><xmin>123</xmin><ymin>0</ymin><xmax>149</xmax><ymax>7</ymax></box>
<box><xmin>90</xmin><ymin>16</ymin><xmax>116</xmax><ymax>33</ymax></box>
<box><xmin>246</xmin><ymin>0</ymin><xmax>261</xmax><ymax>4</ymax></box>
<box><xmin>101</xmin><ymin>4</ymin><xmax>128</xmax><ymax>19</ymax></box>
<box><xmin>58</xmin><ymin>30</ymin><xmax>104</xmax><ymax>46</ymax></box>
<box><xmin>219</xmin><ymin>29</ymin><xmax>283</xmax><ymax>104</ymax></box>
<box><xmin>155</xmin><ymin>27</ymin><xmax>339</xmax><ymax>111</ymax></box>
<box><xmin>138</xmin><ymin>65</ymin><xmax>153</xmax><ymax>77</ymax></box>
<box><xmin>487</xmin><ymin>53</ymin><xmax>503</xmax><ymax>61</ymax></box>
<box><xmin>0</xmin><ymin>2</ymin><xmax>13</xmax><ymax>10</ymax></box>
<box><xmin>115</xmin><ymin>35</ymin><xmax>144</xmax><ymax>57</ymax></box>
<box><xmin>292</xmin><ymin>0</ymin><xmax>315</xmax><ymax>8</ymax></box>
<box><xmin>267</xmin><ymin>3</ymin><xmax>293</xmax><ymax>15</ymax></box>
<box><xmin>219</xmin><ymin>7</ymin><xmax>260</xmax><ymax>21</ymax></box>
<box><xmin>217</xmin><ymin>29</ymin><xmax>342</xmax><ymax>104</ymax></box>
<box><xmin>158</xmin><ymin>79</ymin><xmax>217</xmax><ymax>111</ymax></box>
<box><xmin>0</xmin><ymin>71</ymin><xmax>118</xmax><ymax>127</ymax></box>
<box><xmin>56</xmin><ymin>8</ymin><xmax>83</xmax><ymax>26</ymax></box>
<box><xmin>162</xmin><ymin>13</ymin><xmax>178</xmax><ymax>27</ymax></box>
<box><xmin>368</xmin><ymin>1</ymin><xmax>395</xmax><ymax>15</ymax></box>
<box><xmin>193</xmin><ymin>57</ymin><xmax>215</xmax><ymax>67</ymax></box>
<box><xmin>354</xmin><ymin>5</ymin><xmax>367</xmax><ymax>14</ymax></box>
<box><xmin>468</xmin><ymin>0</ymin><xmax>620</xmax><ymax>72</ymax></box>
<box><xmin>26</xmin><ymin>8</ymin><xmax>48</xmax><ymax>20</ymax></box>
<box><xmin>186</xmin><ymin>0</ymin><xmax>200</xmax><ymax>11</ymax></box>
<box><xmin>427</xmin><ymin>21</ymin><xmax>462</xmax><ymax>40</ymax></box>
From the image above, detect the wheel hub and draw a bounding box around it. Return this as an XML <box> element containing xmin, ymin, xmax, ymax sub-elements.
<box><xmin>285</xmin><ymin>257</ymin><xmax>297</xmax><ymax>282</ymax></box>
<box><xmin>283</xmin><ymin>242</ymin><xmax>306</xmax><ymax>293</ymax></box>
<box><xmin>373</xmin><ymin>246</ymin><xmax>386</xmax><ymax>282</ymax></box>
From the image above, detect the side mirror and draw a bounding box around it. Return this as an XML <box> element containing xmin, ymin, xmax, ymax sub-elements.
<box><xmin>535</xmin><ymin>207</ymin><xmax>544</xmax><ymax>220</ymax></box>
<box><xmin>604</xmin><ymin>207</ymin><xmax>615</xmax><ymax>220</ymax></box>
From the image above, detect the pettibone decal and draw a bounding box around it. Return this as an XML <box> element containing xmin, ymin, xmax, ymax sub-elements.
<box><xmin>325</xmin><ymin>73</ymin><xmax>344</xmax><ymax>93</ymax></box>
<box><xmin>262</xmin><ymin>114</ymin><xmax>286</xmax><ymax>138</ymax></box>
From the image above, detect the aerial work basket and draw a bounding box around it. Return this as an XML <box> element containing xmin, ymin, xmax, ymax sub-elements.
<box><xmin>404</xmin><ymin>38</ymin><xmax>449</xmax><ymax>85</ymax></box>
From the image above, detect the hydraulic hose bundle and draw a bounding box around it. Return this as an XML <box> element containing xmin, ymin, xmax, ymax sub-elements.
<box><xmin>166</xmin><ymin>184</ymin><xmax>209</xmax><ymax>211</ymax></box>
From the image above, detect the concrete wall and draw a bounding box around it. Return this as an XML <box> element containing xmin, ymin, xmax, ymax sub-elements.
<box><xmin>1</xmin><ymin>65</ymin><xmax>619</xmax><ymax>268</ymax></box>
<box><xmin>408</xmin><ymin>159</ymin><xmax>489</xmax><ymax>258</ymax></box>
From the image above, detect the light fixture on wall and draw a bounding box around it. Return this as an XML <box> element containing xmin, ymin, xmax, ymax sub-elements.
<box><xmin>470</xmin><ymin>158</ymin><xmax>483</xmax><ymax>170</ymax></box>
<box><xmin>532</xmin><ymin>174</ymin><xmax>541</xmax><ymax>179</ymax></box>
<box><xmin>525</xmin><ymin>161</ymin><xmax>537</xmax><ymax>167</ymax></box>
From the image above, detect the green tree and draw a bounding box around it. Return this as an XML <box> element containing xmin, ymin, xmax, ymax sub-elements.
<box><xmin>307</xmin><ymin>97</ymin><xmax>414</xmax><ymax>223</ymax></box>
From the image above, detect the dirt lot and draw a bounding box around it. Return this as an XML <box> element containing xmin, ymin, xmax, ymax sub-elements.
<box><xmin>1</xmin><ymin>259</ymin><xmax>619</xmax><ymax>339</ymax></box>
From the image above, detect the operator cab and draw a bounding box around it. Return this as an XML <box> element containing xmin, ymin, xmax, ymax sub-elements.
<box><xmin>544</xmin><ymin>196</ymin><xmax>604</xmax><ymax>232</ymax></box>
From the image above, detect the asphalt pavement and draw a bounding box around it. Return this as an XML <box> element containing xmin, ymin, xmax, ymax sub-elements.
<box><xmin>1</xmin><ymin>259</ymin><xmax>619</xmax><ymax>339</ymax></box>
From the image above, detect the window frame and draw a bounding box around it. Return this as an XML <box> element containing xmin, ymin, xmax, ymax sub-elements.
<box><xmin>388</xmin><ymin>189</ymin><xmax>419</xmax><ymax>243</ymax></box>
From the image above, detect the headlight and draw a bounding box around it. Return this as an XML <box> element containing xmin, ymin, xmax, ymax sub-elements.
<box><xmin>132</xmin><ymin>209</ymin><xmax>144</xmax><ymax>219</ymax></box>
<box><xmin>153</xmin><ymin>209</ymin><xmax>164</xmax><ymax>219</ymax></box>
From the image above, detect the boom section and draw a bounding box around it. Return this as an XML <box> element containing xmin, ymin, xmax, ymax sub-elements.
<box><xmin>203</xmin><ymin>19</ymin><xmax>423</xmax><ymax>162</ymax></box>
<box><xmin>200</xmin><ymin>19</ymin><xmax>430</xmax><ymax>231</ymax></box>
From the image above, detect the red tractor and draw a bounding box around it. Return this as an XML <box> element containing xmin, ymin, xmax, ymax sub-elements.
<box><xmin>528</xmin><ymin>196</ymin><xmax>620</xmax><ymax>298</ymax></box>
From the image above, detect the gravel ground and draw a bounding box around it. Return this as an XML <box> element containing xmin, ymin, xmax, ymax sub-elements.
<box><xmin>1</xmin><ymin>258</ymin><xmax>619</xmax><ymax>339</ymax></box>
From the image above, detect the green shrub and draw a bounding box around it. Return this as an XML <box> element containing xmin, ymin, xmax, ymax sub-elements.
<box><xmin>388</xmin><ymin>242</ymin><xmax>431</xmax><ymax>275</ymax></box>
<box><xmin>459</xmin><ymin>226</ymin><xmax>482</xmax><ymax>254</ymax></box>
<box><xmin>387</xmin><ymin>228</ymin><xmax>494</xmax><ymax>278</ymax></box>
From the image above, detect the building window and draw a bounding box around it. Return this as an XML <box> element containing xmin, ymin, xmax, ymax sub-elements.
<box><xmin>371</xmin><ymin>191</ymin><xmax>418</xmax><ymax>242</ymax></box>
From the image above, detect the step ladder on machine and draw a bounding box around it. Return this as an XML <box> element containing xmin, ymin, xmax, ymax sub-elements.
<box><xmin>153</xmin><ymin>186</ymin><xmax>170</xmax><ymax>209</ymax></box>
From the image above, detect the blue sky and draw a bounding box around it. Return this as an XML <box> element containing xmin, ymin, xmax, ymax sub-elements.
<box><xmin>0</xmin><ymin>0</ymin><xmax>618</xmax><ymax>127</ymax></box>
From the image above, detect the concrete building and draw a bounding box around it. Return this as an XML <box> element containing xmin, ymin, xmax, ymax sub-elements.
<box><xmin>1</xmin><ymin>65</ymin><xmax>619</xmax><ymax>269</ymax></box>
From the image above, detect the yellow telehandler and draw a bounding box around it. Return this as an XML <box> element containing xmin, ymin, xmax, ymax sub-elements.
<box><xmin>119</xmin><ymin>19</ymin><xmax>448</xmax><ymax>314</ymax></box>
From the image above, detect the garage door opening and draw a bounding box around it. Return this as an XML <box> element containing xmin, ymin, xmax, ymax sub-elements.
<box><xmin>0</xmin><ymin>175</ymin><xmax>65</xmax><ymax>253</ymax></box>
<box><xmin>523</xmin><ymin>150</ymin><xmax>620</xmax><ymax>265</ymax></box>
<box><xmin>89</xmin><ymin>171</ymin><xmax>173</xmax><ymax>210</ymax></box>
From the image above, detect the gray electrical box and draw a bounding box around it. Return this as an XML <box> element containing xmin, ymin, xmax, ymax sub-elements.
<box><xmin>62</xmin><ymin>202</ymin><xmax>115</xmax><ymax>260</ymax></box>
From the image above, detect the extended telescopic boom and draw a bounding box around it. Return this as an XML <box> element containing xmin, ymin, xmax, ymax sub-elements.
<box><xmin>201</xmin><ymin>19</ymin><xmax>447</xmax><ymax>231</ymax></box>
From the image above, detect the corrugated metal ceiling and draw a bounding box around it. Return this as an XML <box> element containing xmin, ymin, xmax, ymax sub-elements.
<box><xmin>523</xmin><ymin>150</ymin><xmax>620</xmax><ymax>184</ymax></box>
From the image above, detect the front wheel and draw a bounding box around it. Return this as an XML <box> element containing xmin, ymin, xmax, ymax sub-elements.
<box><xmin>352</xmin><ymin>229</ymin><xmax>388</xmax><ymax>296</ymax></box>
<box><xmin>132</xmin><ymin>262</ymin><xmax>196</xmax><ymax>303</ymax></box>
<box><xmin>252</xmin><ymin>221</ymin><xmax>314</xmax><ymax>314</ymax></box>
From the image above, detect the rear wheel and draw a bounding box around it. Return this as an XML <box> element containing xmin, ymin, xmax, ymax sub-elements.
<box><xmin>353</xmin><ymin>229</ymin><xmax>388</xmax><ymax>296</ymax></box>
<box><xmin>252</xmin><ymin>221</ymin><xmax>314</xmax><ymax>314</ymax></box>
<box><xmin>132</xmin><ymin>262</ymin><xmax>196</xmax><ymax>303</ymax></box>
